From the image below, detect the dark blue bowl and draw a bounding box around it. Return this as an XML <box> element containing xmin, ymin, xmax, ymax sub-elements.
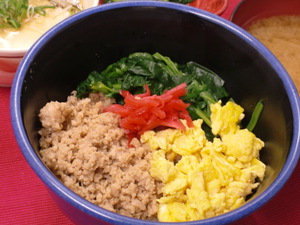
<box><xmin>10</xmin><ymin>1</ymin><xmax>300</xmax><ymax>225</ymax></box>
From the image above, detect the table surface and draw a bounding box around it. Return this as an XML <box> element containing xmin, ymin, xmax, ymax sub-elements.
<box><xmin>1</xmin><ymin>1</ymin><xmax>300</xmax><ymax>224</ymax></box>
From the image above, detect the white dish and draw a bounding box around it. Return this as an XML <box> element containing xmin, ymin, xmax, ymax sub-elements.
<box><xmin>0</xmin><ymin>0</ymin><xmax>99</xmax><ymax>87</ymax></box>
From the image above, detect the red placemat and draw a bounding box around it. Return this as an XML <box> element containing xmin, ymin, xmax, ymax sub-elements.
<box><xmin>1</xmin><ymin>1</ymin><xmax>300</xmax><ymax>224</ymax></box>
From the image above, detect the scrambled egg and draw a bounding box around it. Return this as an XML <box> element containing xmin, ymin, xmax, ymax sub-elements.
<box><xmin>141</xmin><ymin>101</ymin><xmax>266</xmax><ymax>222</ymax></box>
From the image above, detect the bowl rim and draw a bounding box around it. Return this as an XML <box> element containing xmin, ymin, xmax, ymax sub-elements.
<box><xmin>10</xmin><ymin>1</ymin><xmax>300</xmax><ymax>225</ymax></box>
<box><xmin>0</xmin><ymin>49</ymin><xmax>27</xmax><ymax>58</ymax></box>
<box><xmin>229</xmin><ymin>0</ymin><xmax>245</xmax><ymax>22</ymax></box>
<box><xmin>229</xmin><ymin>0</ymin><xmax>300</xmax><ymax>29</ymax></box>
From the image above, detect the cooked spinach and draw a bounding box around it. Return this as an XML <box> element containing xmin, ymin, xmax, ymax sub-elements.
<box><xmin>247</xmin><ymin>100</ymin><xmax>264</xmax><ymax>132</ymax></box>
<box><xmin>76</xmin><ymin>52</ymin><xmax>229</xmax><ymax>129</ymax></box>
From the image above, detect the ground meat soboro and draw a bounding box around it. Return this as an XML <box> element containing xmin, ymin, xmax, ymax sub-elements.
<box><xmin>38</xmin><ymin>92</ymin><xmax>162</xmax><ymax>220</ymax></box>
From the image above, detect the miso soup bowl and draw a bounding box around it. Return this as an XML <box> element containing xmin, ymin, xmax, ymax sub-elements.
<box><xmin>230</xmin><ymin>0</ymin><xmax>300</xmax><ymax>29</ymax></box>
<box><xmin>0</xmin><ymin>0</ymin><xmax>99</xmax><ymax>87</ymax></box>
<box><xmin>10</xmin><ymin>1</ymin><xmax>300</xmax><ymax>225</ymax></box>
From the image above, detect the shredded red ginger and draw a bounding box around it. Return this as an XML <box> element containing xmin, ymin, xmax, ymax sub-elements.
<box><xmin>103</xmin><ymin>83</ymin><xmax>194</xmax><ymax>143</ymax></box>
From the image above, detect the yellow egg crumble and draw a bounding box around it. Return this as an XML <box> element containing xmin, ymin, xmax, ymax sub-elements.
<box><xmin>141</xmin><ymin>101</ymin><xmax>266</xmax><ymax>222</ymax></box>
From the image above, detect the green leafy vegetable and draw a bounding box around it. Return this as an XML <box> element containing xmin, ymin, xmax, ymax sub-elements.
<box><xmin>0</xmin><ymin>0</ymin><xmax>55</xmax><ymax>29</ymax></box>
<box><xmin>76</xmin><ymin>52</ymin><xmax>229</xmax><ymax>130</ymax></box>
<box><xmin>247</xmin><ymin>100</ymin><xmax>264</xmax><ymax>132</ymax></box>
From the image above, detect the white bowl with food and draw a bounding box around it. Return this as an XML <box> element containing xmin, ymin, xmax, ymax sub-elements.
<box><xmin>0</xmin><ymin>0</ymin><xmax>99</xmax><ymax>87</ymax></box>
